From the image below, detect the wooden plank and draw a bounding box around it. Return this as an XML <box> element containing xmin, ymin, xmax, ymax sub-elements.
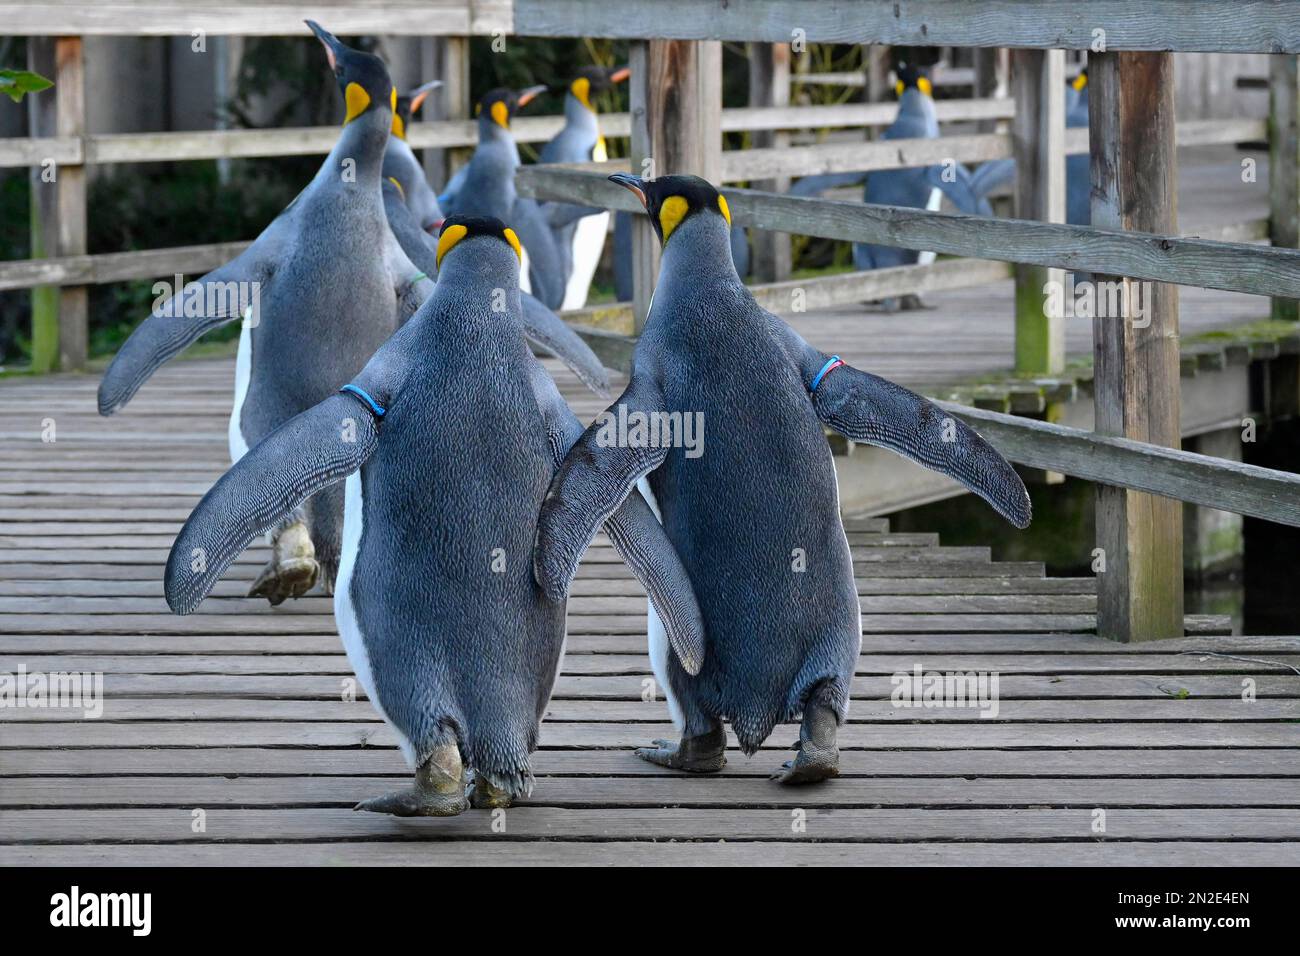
<box><xmin>0</xmin><ymin>241</ymin><xmax>253</xmax><ymax>292</ymax></box>
<box><xmin>939</xmin><ymin>403</ymin><xmax>1300</xmax><ymax>527</ymax></box>
<box><xmin>516</xmin><ymin>168</ymin><xmax>1300</xmax><ymax>300</ymax></box>
<box><xmin>513</xmin><ymin>0</ymin><xmax>1300</xmax><ymax>54</ymax></box>
<box><xmin>1089</xmin><ymin>52</ymin><xmax>1182</xmax><ymax>641</ymax></box>
<box><xmin>7</xmin><ymin>841</ymin><xmax>1298</xmax><ymax>867</ymax></box>
<box><xmin>6</xmin><ymin>805</ymin><xmax>1300</xmax><ymax>843</ymax></box>
<box><xmin>0</xmin><ymin>100</ymin><xmax>1020</xmax><ymax>170</ymax></box>
<box><xmin>0</xmin><ymin>2</ymin><xmax>512</xmax><ymax>37</ymax></box>
<box><xmin>747</xmin><ymin>41</ymin><xmax>791</xmax><ymax>282</ymax></box>
<box><xmin>5</xmin><ymin>775</ymin><xmax>1300</xmax><ymax>809</ymax></box>
<box><xmin>721</xmin><ymin>133</ymin><xmax>1012</xmax><ymax>182</ymax></box>
<box><xmin>4</xmin><ymin>697</ymin><xmax>1297</xmax><ymax>723</ymax></box>
<box><xmin>1011</xmin><ymin>49</ymin><xmax>1065</xmax><ymax>375</ymax></box>
<box><xmin>26</xmin><ymin>37</ymin><xmax>60</xmax><ymax>375</ymax></box>
<box><xmin>9</xmin><ymin>747</ymin><xmax>1297</xmax><ymax>779</ymax></box>
<box><xmin>1271</xmin><ymin>55</ymin><xmax>1300</xmax><ymax>321</ymax></box>
<box><xmin>627</xmin><ymin>42</ymin><xmax>657</xmax><ymax>332</ymax></box>
<box><xmin>54</xmin><ymin>36</ymin><xmax>87</xmax><ymax>372</ymax></box>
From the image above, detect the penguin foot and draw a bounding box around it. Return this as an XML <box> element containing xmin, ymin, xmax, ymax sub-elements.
<box><xmin>771</xmin><ymin>690</ymin><xmax>840</xmax><ymax>784</ymax></box>
<box><xmin>469</xmin><ymin>774</ymin><xmax>513</xmax><ymax>810</ymax></box>
<box><xmin>354</xmin><ymin>744</ymin><xmax>469</xmax><ymax>817</ymax></box>
<box><xmin>634</xmin><ymin>726</ymin><xmax>727</xmax><ymax>773</ymax></box>
<box><xmin>249</xmin><ymin>522</ymin><xmax>319</xmax><ymax>606</ymax></box>
<box><xmin>770</xmin><ymin>743</ymin><xmax>839</xmax><ymax>785</ymax></box>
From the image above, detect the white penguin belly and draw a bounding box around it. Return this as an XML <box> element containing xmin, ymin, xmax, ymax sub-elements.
<box><xmin>227</xmin><ymin>318</ymin><xmax>252</xmax><ymax>463</ymax></box>
<box><xmin>637</xmin><ymin>476</ymin><xmax>684</xmax><ymax>731</ymax></box>
<box><xmin>335</xmin><ymin>470</ymin><xmax>417</xmax><ymax>766</ymax></box>
<box><xmin>562</xmin><ymin>211</ymin><xmax>610</xmax><ymax>310</ymax></box>
<box><xmin>918</xmin><ymin>187</ymin><xmax>943</xmax><ymax>266</ymax></box>
<box><xmin>519</xmin><ymin>244</ymin><xmax>532</xmax><ymax>295</ymax></box>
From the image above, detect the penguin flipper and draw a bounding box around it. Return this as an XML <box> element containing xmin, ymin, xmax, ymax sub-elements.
<box><xmin>530</xmin><ymin>368</ymin><xmax>704</xmax><ymax>674</ymax></box>
<box><xmin>97</xmin><ymin>256</ymin><xmax>266</xmax><ymax>416</ymax></box>
<box><xmin>164</xmin><ymin>394</ymin><xmax>380</xmax><ymax>614</ymax></box>
<box><xmin>520</xmin><ymin>294</ymin><xmax>611</xmax><ymax>398</ymax></box>
<box><xmin>808</xmin><ymin>359</ymin><xmax>1031</xmax><ymax>529</ymax></box>
<box><xmin>926</xmin><ymin>163</ymin><xmax>994</xmax><ymax>217</ymax></box>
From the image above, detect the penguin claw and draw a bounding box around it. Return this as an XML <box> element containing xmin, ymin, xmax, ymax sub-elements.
<box><xmin>769</xmin><ymin>748</ymin><xmax>839</xmax><ymax>785</ymax></box>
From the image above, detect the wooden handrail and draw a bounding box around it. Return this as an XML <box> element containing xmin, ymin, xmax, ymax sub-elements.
<box><xmin>517</xmin><ymin>170</ymin><xmax>1300</xmax><ymax>300</ymax></box>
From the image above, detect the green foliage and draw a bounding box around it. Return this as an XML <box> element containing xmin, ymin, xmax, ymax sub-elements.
<box><xmin>0</xmin><ymin>68</ymin><xmax>52</xmax><ymax>103</ymax></box>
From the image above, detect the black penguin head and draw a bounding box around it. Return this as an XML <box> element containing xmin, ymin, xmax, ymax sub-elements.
<box><xmin>476</xmin><ymin>86</ymin><xmax>547</xmax><ymax>130</ymax></box>
<box><xmin>392</xmin><ymin>80</ymin><xmax>442</xmax><ymax>140</ymax></box>
<box><xmin>894</xmin><ymin>62</ymin><xmax>933</xmax><ymax>98</ymax></box>
<box><xmin>565</xmin><ymin>65</ymin><xmax>630</xmax><ymax>111</ymax></box>
<box><xmin>435</xmin><ymin>215</ymin><xmax>523</xmax><ymax>271</ymax></box>
<box><xmin>306</xmin><ymin>21</ymin><xmax>394</xmax><ymax>126</ymax></box>
<box><xmin>609</xmin><ymin>173</ymin><xmax>732</xmax><ymax>247</ymax></box>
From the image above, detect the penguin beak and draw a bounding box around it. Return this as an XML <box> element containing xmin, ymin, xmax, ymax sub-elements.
<box><xmin>515</xmin><ymin>85</ymin><xmax>548</xmax><ymax>109</ymax></box>
<box><xmin>408</xmin><ymin>79</ymin><xmax>442</xmax><ymax>114</ymax></box>
<box><xmin>608</xmin><ymin>172</ymin><xmax>648</xmax><ymax>208</ymax></box>
<box><xmin>305</xmin><ymin>20</ymin><xmax>345</xmax><ymax>72</ymax></box>
<box><xmin>607</xmin><ymin>66</ymin><xmax>631</xmax><ymax>84</ymax></box>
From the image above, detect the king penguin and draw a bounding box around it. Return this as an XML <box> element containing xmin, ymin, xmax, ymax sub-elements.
<box><xmin>438</xmin><ymin>87</ymin><xmax>568</xmax><ymax>311</ymax></box>
<box><xmin>163</xmin><ymin>215</ymin><xmax>706</xmax><ymax>815</ymax></box>
<box><xmin>381</xmin><ymin>177</ymin><xmax>611</xmax><ymax>396</ymax></box>
<box><xmin>789</xmin><ymin>63</ymin><xmax>990</xmax><ymax>308</ymax></box>
<box><xmin>538</xmin><ymin>65</ymin><xmax>629</xmax><ymax>309</ymax></box>
<box><xmin>535</xmin><ymin>174</ymin><xmax>1030</xmax><ymax>782</ymax></box>
<box><xmin>97</xmin><ymin>22</ymin><xmax>431</xmax><ymax>605</ymax></box>
<box><xmin>382</xmin><ymin>79</ymin><xmax>444</xmax><ymax>231</ymax></box>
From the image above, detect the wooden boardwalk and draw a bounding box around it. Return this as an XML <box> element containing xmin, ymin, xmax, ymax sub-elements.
<box><xmin>2</xmin><ymin>357</ymin><xmax>1300</xmax><ymax>865</ymax></box>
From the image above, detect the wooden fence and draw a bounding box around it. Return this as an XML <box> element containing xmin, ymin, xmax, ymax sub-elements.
<box><xmin>5</xmin><ymin>0</ymin><xmax>1300</xmax><ymax>641</ymax></box>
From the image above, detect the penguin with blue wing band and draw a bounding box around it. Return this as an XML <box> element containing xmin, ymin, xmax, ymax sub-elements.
<box><xmin>536</xmin><ymin>173</ymin><xmax>1029</xmax><ymax>783</ymax></box>
<box><xmin>99</xmin><ymin>21</ymin><xmax>430</xmax><ymax>606</ymax></box>
<box><xmin>165</xmin><ymin>214</ymin><xmax>704</xmax><ymax>815</ymax></box>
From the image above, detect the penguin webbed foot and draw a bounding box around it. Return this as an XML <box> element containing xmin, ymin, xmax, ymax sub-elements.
<box><xmin>354</xmin><ymin>745</ymin><xmax>469</xmax><ymax>817</ymax></box>
<box><xmin>248</xmin><ymin>521</ymin><xmax>319</xmax><ymax>606</ymax></box>
<box><xmin>770</xmin><ymin>694</ymin><xmax>840</xmax><ymax>785</ymax></box>
<box><xmin>634</xmin><ymin>726</ymin><xmax>727</xmax><ymax>773</ymax></box>
<box><xmin>469</xmin><ymin>774</ymin><xmax>514</xmax><ymax>810</ymax></box>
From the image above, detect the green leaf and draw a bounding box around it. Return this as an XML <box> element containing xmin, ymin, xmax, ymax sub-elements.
<box><xmin>0</xmin><ymin>69</ymin><xmax>54</xmax><ymax>103</ymax></box>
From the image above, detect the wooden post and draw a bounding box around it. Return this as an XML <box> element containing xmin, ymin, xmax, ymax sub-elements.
<box><xmin>425</xmin><ymin>36</ymin><xmax>470</xmax><ymax>190</ymax></box>
<box><xmin>972</xmin><ymin>48</ymin><xmax>1004</xmax><ymax>133</ymax></box>
<box><xmin>1269</xmin><ymin>55</ymin><xmax>1299</xmax><ymax>321</ymax></box>
<box><xmin>1089</xmin><ymin>52</ymin><xmax>1184</xmax><ymax>642</ymax></box>
<box><xmin>747</xmin><ymin>42</ymin><xmax>791</xmax><ymax>282</ymax></box>
<box><xmin>629</xmin><ymin>39</ymin><xmax>723</xmax><ymax>332</ymax></box>
<box><xmin>1011</xmin><ymin>49</ymin><xmax>1066</xmax><ymax>376</ymax></box>
<box><xmin>26</xmin><ymin>36</ymin><xmax>58</xmax><ymax>374</ymax></box>
<box><xmin>55</xmin><ymin>36</ymin><xmax>88</xmax><ymax>372</ymax></box>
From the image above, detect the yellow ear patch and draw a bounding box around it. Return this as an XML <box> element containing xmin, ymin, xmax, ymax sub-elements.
<box><xmin>391</xmin><ymin>114</ymin><xmax>406</xmax><ymax>139</ymax></box>
<box><xmin>1072</xmin><ymin>73</ymin><xmax>1088</xmax><ymax>91</ymax></box>
<box><xmin>502</xmin><ymin>228</ymin><xmax>523</xmax><ymax>263</ymax></box>
<box><xmin>572</xmin><ymin>76</ymin><xmax>593</xmax><ymax>111</ymax></box>
<box><xmin>390</xmin><ymin>86</ymin><xmax>397</xmax><ymax>113</ymax></box>
<box><xmin>917</xmin><ymin>76</ymin><xmax>933</xmax><ymax>96</ymax></box>
<box><xmin>717</xmin><ymin>194</ymin><xmax>732</xmax><ymax>227</ymax></box>
<box><xmin>490</xmin><ymin>100</ymin><xmax>510</xmax><ymax>128</ymax></box>
<box><xmin>436</xmin><ymin>224</ymin><xmax>469</xmax><ymax>269</ymax></box>
<box><xmin>387</xmin><ymin>177</ymin><xmax>405</xmax><ymax>201</ymax></box>
<box><xmin>344</xmin><ymin>82</ymin><xmax>371</xmax><ymax>125</ymax></box>
<box><xmin>895</xmin><ymin>79</ymin><xmax>905</xmax><ymax>96</ymax></box>
<box><xmin>658</xmin><ymin>195</ymin><xmax>690</xmax><ymax>243</ymax></box>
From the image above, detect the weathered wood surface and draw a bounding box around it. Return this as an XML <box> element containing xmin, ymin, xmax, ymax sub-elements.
<box><xmin>513</xmin><ymin>0</ymin><xmax>1300</xmax><ymax>54</ymax></box>
<box><xmin>520</xmin><ymin>169</ymin><xmax>1300</xmax><ymax>301</ymax></box>
<box><xmin>1</xmin><ymin>359</ymin><xmax>1296</xmax><ymax>865</ymax></box>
